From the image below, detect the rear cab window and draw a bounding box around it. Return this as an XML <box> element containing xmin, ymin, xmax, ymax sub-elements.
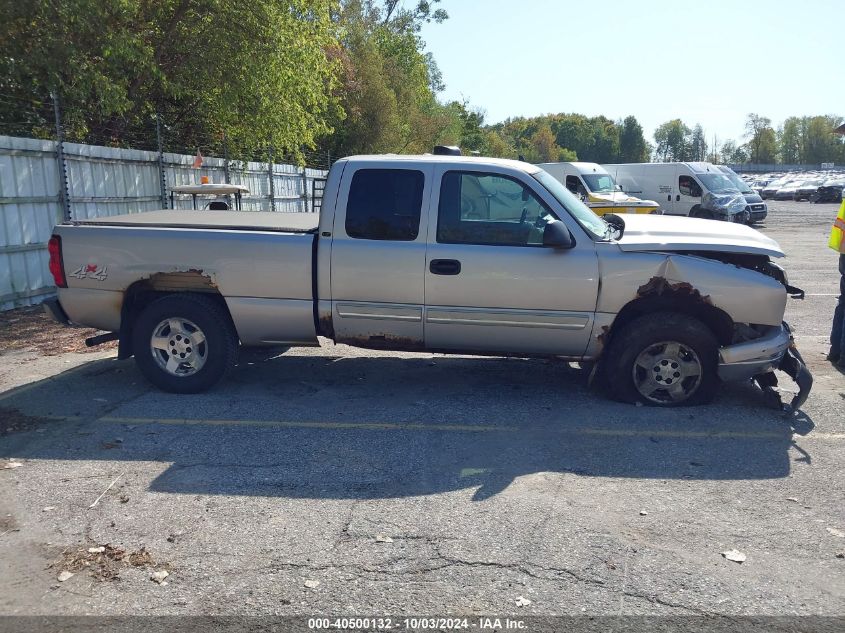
<box><xmin>345</xmin><ymin>169</ymin><xmax>425</xmax><ymax>241</ymax></box>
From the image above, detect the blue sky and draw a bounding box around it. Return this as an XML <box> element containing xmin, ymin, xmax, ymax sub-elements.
<box><xmin>419</xmin><ymin>0</ymin><xmax>842</xmax><ymax>144</ymax></box>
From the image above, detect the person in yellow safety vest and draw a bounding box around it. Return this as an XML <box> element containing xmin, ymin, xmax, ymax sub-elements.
<box><xmin>828</xmin><ymin>199</ymin><xmax>845</xmax><ymax>367</ymax></box>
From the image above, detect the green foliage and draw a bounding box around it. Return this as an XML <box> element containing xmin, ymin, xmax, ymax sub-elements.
<box><xmin>653</xmin><ymin>119</ymin><xmax>692</xmax><ymax>162</ymax></box>
<box><xmin>618</xmin><ymin>116</ymin><xmax>649</xmax><ymax>162</ymax></box>
<box><xmin>775</xmin><ymin>115</ymin><xmax>845</xmax><ymax>165</ymax></box>
<box><xmin>744</xmin><ymin>113</ymin><xmax>778</xmax><ymax>164</ymax></box>
<box><xmin>0</xmin><ymin>0</ymin><xmax>340</xmax><ymax>161</ymax></box>
<box><xmin>323</xmin><ymin>0</ymin><xmax>453</xmax><ymax>157</ymax></box>
<box><xmin>689</xmin><ymin>125</ymin><xmax>707</xmax><ymax>162</ymax></box>
<box><xmin>778</xmin><ymin>117</ymin><xmax>803</xmax><ymax>164</ymax></box>
<box><xmin>487</xmin><ymin>113</ymin><xmax>647</xmax><ymax>164</ymax></box>
<box><xmin>720</xmin><ymin>139</ymin><xmax>748</xmax><ymax>165</ymax></box>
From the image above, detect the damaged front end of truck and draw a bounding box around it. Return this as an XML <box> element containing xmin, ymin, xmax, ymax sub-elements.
<box><xmin>600</xmin><ymin>214</ymin><xmax>814</xmax><ymax>411</ymax></box>
<box><xmin>680</xmin><ymin>251</ymin><xmax>812</xmax><ymax>412</ymax></box>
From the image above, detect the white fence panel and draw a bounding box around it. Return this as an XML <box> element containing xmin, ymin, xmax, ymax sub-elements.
<box><xmin>0</xmin><ymin>136</ymin><xmax>63</xmax><ymax>308</ymax></box>
<box><xmin>0</xmin><ymin>134</ymin><xmax>328</xmax><ymax>310</ymax></box>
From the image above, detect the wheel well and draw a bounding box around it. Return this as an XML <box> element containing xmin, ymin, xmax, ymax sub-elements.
<box><xmin>117</xmin><ymin>274</ymin><xmax>230</xmax><ymax>359</ymax></box>
<box><xmin>605</xmin><ymin>293</ymin><xmax>734</xmax><ymax>350</ymax></box>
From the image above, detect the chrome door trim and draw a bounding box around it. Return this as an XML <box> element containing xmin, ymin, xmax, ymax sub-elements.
<box><xmin>335</xmin><ymin>302</ymin><xmax>422</xmax><ymax>322</ymax></box>
<box><xmin>426</xmin><ymin>307</ymin><xmax>590</xmax><ymax>329</ymax></box>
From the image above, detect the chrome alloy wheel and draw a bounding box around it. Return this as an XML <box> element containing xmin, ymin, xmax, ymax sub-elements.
<box><xmin>632</xmin><ymin>341</ymin><xmax>703</xmax><ymax>404</ymax></box>
<box><xmin>150</xmin><ymin>318</ymin><xmax>208</xmax><ymax>377</ymax></box>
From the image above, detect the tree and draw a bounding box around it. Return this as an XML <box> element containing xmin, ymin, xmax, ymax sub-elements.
<box><xmin>779</xmin><ymin>117</ymin><xmax>803</xmax><ymax>164</ymax></box>
<box><xmin>689</xmin><ymin>125</ymin><xmax>707</xmax><ymax>162</ymax></box>
<box><xmin>803</xmin><ymin>115</ymin><xmax>844</xmax><ymax>164</ymax></box>
<box><xmin>744</xmin><ymin>114</ymin><xmax>777</xmax><ymax>164</ymax></box>
<box><xmin>0</xmin><ymin>0</ymin><xmax>341</xmax><ymax>161</ymax></box>
<box><xmin>618</xmin><ymin>116</ymin><xmax>649</xmax><ymax>162</ymax></box>
<box><xmin>484</xmin><ymin>130</ymin><xmax>516</xmax><ymax>159</ymax></box>
<box><xmin>720</xmin><ymin>139</ymin><xmax>748</xmax><ymax>165</ymax></box>
<box><xmin>531</xmin><ymin>124</ymin><xmax>558</xmax><ymax>162</ymax></box>
<box><xmin>654</xmin><ymin>119</ymin><xmax>691</xmax><ymax>162</ymax></box>
<box><xmin>324</xmin><ymin>0</ymin><xmax>453</xmax><ymax>157</ymax></box>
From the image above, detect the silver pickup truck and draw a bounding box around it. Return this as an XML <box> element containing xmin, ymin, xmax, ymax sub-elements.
<box><xmin>44</xmin><ymin>154</ymin><xmax>812</xmax><ymax>408</ymax></box>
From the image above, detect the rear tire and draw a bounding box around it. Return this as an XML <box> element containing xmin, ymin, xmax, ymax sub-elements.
<box><xmin>132</xmin><ymin>293</ymin><xmax>238</xmax><ymax>393</ymax></box>
<box><xmin>604</xmin><ymin>312</ymin><xmax>719</xmax><ymax>407</ymax></box>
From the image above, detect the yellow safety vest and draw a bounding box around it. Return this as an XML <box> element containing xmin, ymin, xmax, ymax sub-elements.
<box><xmin>830</xmin><ymin>200</ymin><xmax>845</xmax><ymax>253</ymax></box>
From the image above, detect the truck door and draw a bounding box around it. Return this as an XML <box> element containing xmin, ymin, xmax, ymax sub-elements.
<box><xmin>329</xmin><ymin>162</ymin><xmax>433</xmax><ymax>349</ymax></box>
<box><xmin>423</xmin><ymin>166</ymin><xmax>599</xmax><ymax>356</ymax></box>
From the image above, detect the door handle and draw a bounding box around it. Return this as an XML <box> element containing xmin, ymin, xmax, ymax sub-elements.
<box><xmin>676</xmin><ymin>194</ymin><xmax>681</xmax><ymax>201</ymax></box>
<box><xmin>430</xmin><ymin>259</ymin><xmax>461</xmax><ymax>275</ymax></box>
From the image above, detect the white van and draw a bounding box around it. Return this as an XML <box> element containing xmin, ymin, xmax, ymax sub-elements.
<box><xmin>536</xmin><ymin>162</ymin><xmax>661</xmax><ymax>216</ymax></box>
<box><xmin>602</xmin><ymin>162</ymin><xmax>750</xmax><ymax>223</ymax></box>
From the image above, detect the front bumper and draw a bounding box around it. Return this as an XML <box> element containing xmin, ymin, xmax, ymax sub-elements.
<box><xmin>718</xmin><ymin>323</ymin><xmax>813</xmax><ymax>410</ymax></box>
<box><xmin>718</xmin><ymin>324</ymin><xmax>790</xmax><ymax>382</ymax></box>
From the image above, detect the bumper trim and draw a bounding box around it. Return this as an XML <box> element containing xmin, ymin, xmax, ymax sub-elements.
<box><xmin>43</xmin><ymin>298</ymin><xmax>70</xmax><ymax>326</ymax></box>
<box><xmin>718</xmin><ymin>325</ymin><xmax>790</xmax><ymax>382</ymax></box>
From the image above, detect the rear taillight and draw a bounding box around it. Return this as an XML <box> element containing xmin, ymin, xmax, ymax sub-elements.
<box><xmin>48</xmin><ymin>235</ymin><xmax>67</xmax><ymax>288</ymax></box>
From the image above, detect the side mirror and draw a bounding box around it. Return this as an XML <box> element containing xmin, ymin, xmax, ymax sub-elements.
<box><xmin>543</xmin><ymin>220</ymin><xmax>574</xmax><ymax>249</ymax></box>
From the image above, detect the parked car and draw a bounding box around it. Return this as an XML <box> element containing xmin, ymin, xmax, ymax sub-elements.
<box><xmin>44</xmin><ymin>152</ymin><xmax>812</xmax><ymax>408</ymax></box>
<box><xmin>793</xmin><ymin>179</ymin><xmax>824</xmax><ymax>201</ymax></box>
<box><xmin>761</xmin><ymin>177</ymin><xmax>791</xmax><ymax>199</ymax></box>
<box><xmin>773</xmin><ymin>180</ymin><xmax>804</xmax><ymax>200</ymax></box>
<box><xmin>813</xmin><ymin>178</ymin><xmax>845</xmax><ymax>203</ymax></box>
<box><xmin>604</xmin><ymin>162</ymin><xmax>750</xmax><ymax>222</ymax></box>
<box><xmin>750</xmin><ymin>178</ymin><xmax>771</xmax><ymax>195</ymax></box>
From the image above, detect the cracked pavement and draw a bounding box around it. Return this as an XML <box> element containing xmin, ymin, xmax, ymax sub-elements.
<box><xmin>0</xmin><ymin>200</ymin><xmax>844</xmax><ymax>618</ymax></box>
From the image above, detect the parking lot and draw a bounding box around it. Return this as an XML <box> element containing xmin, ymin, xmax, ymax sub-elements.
<box><xmin>1</xmin><ymin>200</ymin><xmax>844</xmax><ymax>619</ymax></box>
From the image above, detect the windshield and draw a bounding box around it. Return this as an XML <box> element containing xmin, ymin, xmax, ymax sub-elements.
<box><xmin>533</xmin><ymin>170</ymin><xmax>607</xmax><ymax>240</ymax></box>
<box><xmin>582</xmin><ymin>173</ymin><xmax>618</xmax><ymax>193</ymax></box>
<box><xmin>719</xmin><ymin>169</ymin><xmax>753</xmax><ymax>194</ymax></box>
<box><xmin>697</xmin><ymin>173</ymin><xmax>738</xmax><ymax>193</ymax></box>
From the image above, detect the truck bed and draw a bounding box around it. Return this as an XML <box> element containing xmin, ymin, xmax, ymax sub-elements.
<box><xmin>73</xmin><ymin>210</ymin><xmax>320</xmax><ymax>234</ymax></box>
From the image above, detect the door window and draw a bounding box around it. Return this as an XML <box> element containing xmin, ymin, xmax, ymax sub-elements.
<box><xmin>345</xmin><ymin>169</ymin><xmax>424</xmax><ymax>241</ymax></box>
<box><xmin>565</xmin><ymin>175</ymin><xmax>587</xmax><ymax>197</ymax></box>
<box><xmin>437</xmin><ymin>171</ymin><xmax>556</xmax><ymax>246</ymax></box>
<box><xmin>679</xmin><ymin>175</ymin><xmax>702</xmax><ymax>197</ymax></box>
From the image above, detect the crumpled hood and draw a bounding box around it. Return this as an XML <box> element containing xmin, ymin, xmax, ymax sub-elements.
<box><xmin>615</xmin><ymin>214</ymin><xmax>784</xmax><ymax>258</ymax></box>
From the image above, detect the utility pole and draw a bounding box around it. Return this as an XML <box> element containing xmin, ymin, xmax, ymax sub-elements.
<box><xmin>51</xmin><ymin>92</ymin><xmax>71</xmax><ymax>221</ymax></box>
<box><xmin>155</xmin><ymin>113</ymin><xmax>168</xmax><ymax>208</ymax></box>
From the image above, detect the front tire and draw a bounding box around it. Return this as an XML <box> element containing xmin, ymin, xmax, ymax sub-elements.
<box><xmin>132</xmin><ymin>293</ymin><xmax>238</xmax><ymax>393</ymax></box>
<box><xmin>604</xmin><ymin>312</ymin><xmax>719</xmax><ymax>407</ymax></box>
<box><xmin>690</xmin><ymin>206</ymin><xmax>714</xmax><ymax>220</ymax></box>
